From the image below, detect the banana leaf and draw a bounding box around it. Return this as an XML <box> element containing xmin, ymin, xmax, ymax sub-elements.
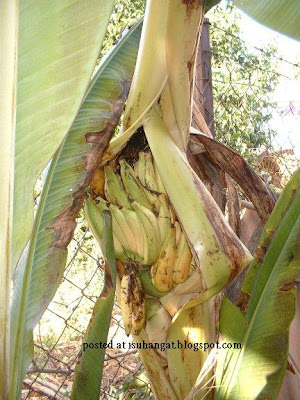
<box><xmin>0</xmin><ymin>1</ymin><xmax>18</xmax><ymax>396</ymax></box>
<box><xmin>71</xmin><ymin>211</ymin><xmax>117</xmax><ymax>400</ymax></box>
<box><xmin>2</xmin><ymin>1</ymin><xmax>114</xmax><ymax>394</ymax></box>
<box><xmin>243</xmin><ymin>168</ymin><xmax>300</xmax><ymax>298</ymax></box>
<box><xmin>205</xmin><ymin>0</ymin><xmax>300</xmax><ymax>40</ymax></box>
<box><xmin>214</xmin><ymin>169</ymin><xmax>300</xmax><ymax>400</ymax></box>
<box><xmin>13</xmin><ymin>0</ymin><xmax>115</xmax><ymax>272</ymax></box>
<box><xmin>234</xmin><ymin>0</ymin><xmax>300</xmax><ymax>41</ymax></box>
<box><xmin>195</xmin><ymin>134</ymin><xmax>276</xmax><ymax>223</ymax></box>
<box><xmin>10</xmin><ymin>22</ymin><xmax>142</xmax><ymax>399</ymax></box>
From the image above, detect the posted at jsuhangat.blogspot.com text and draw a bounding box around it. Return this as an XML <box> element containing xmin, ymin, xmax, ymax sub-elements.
<box><xmin>82</xmin><ymin>340</ymin><xmax>242</xmax><ymax>353</ymax></box>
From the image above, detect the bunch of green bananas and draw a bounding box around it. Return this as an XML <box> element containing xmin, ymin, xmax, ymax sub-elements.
<box><xmin>85</xmin><ymin>152</ymin><xmax>193</xmax><ymax>335</ymax></box>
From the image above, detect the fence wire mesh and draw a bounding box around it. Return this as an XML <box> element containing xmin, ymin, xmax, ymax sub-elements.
<box><xmin>23</xmin><ymin>10</ymin><xmax>299</xmax><ymax>400</ymax></box>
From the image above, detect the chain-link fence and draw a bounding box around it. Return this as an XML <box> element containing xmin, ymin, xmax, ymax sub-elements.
<box><xmin>23</xmin><ymin>11</ymin><xmax>299</xmax><ymax>400</ymax></box>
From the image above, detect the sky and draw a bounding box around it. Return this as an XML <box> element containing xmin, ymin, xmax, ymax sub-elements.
<box><xmin>237</xmin><ymin>8</ymin><xmax>300</xmax><ymax>156</ymax></box>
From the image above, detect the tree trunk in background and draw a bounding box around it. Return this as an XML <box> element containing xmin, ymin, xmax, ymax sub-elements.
<box><xmin>192</xmin><ymin>18</ymin><xmax>215</xmax><ymax>137</ymax></box>
<box><xmin>190</xmin><ymin>18</ymin><xmax>227</xmax><ymax>213</ymax></box>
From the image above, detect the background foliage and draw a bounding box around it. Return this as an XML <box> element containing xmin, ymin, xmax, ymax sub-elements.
<box><xmin>209</xmin><ymin>3</ymin><xmax>278</xmax><ymax>160</ymax></box>
<box><xmin>101</xmin><ymin>0</ymin><xmax>145</xmax><ymax>55</ymax></box>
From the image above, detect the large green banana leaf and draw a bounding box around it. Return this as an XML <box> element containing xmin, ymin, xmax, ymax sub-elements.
<box><xmin>10</xmin><ymin>22</ymin><xmax>142</xmax><ymax>399</ymax></box>
<box><xmin>71</xmin><ymin>211</ymin><xmax>117</xmax><ymax>400</ymax></box>
<box><xmin>0</xmin><ymin>2</ymin><xmax>18</xmax><ymax>397</ymax></box>
<box><xmin>13</xmin><ymin>0</ymin><xmax>115</xmax><ymax>273</ymax></box>
<box><xmin>242</xmin><ymin>169</ymin><xmax>300</xmax><ymax>297</ymax></box>
<box><xmin>206</xmin><ymin>0</ymin><xmax>300</xmax><ymax>41</ymax></box>
<box><xmin>215</xmin><ymin>169</ymin><xmax>300</xmax><ymax>400</ymax></box>
<box><xmin>234</xmin><ymin>0</ymin><xmax>300</xmax><ymax>41</ymax></box>
<box><xmin>2</xmin><ymin>1</ymin><xmax>114</xmax><ymax>395</ymax></box>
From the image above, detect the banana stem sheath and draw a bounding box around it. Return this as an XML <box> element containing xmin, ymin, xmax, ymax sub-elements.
<box><xmin>144</xmin><ymin>108</ymin><xmax>253</xmax><ymax>292</ymax></box>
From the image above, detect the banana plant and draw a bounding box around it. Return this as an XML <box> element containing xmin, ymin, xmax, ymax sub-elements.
<box><xmin>2</xmin><ymin>0</ymin><xmax>300</xmax><ymax>399</ymax></box>
<box><xmin>83</xmin><ymin>1</ymin><xmax>298</xmax><ymax>398</ymax></box>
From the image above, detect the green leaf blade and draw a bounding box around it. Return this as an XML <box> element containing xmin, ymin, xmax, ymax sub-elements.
<box><xmin>243</xmin><ymin>168</ymin><xmax>300</xmax><ymax>299</ymax></box>
<box><xmin>0</xmin><ymin>0</ymin><xmax>18</xmax><ymax>394</ymax></box>
<box><xmin>13</xmin><ymin>0</ymin><xmax>115</xmax><ymax>271</ymax></box>
<box><xmin>234</xmin><ymin>0</ymin><xmax>300</xmax><ymax>41</ymax></box>
<box><xmin>10</xmin><ymin>23</ymin><xmax>142</xmax><ymax>398</ymax></box>
<box><xmin>215</xmin><ymin>170</ymin><xmax>300</xmax><ymax>400</ymax></box>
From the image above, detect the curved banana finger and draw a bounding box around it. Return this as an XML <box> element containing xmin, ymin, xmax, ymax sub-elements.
<box><xmin>151</xmin><ymin>225</ymin><xmax>176</xmax><ymax>292</ymax></box>
<box><xmin>132</xmin><ymin>301</ymin><xmax>146</xmax><ymax>336</ymax></box>
<box><xmin>132</xmin><ymin>201</ymin><xmax>161</xmax><ymax>265</ymax></box>
<box><xmin>172</xmin><ymin>231</ymin><xmax>193</xmax><ymax>285</ymax></box>
<box><xmin>84</xmin><ymin>198</ymin><xmax>104</xmax><ymax>244</ymax></box>
<box><xmin>135</xmin><ymin>152</ymin><xmax>146</xmax><ymax>186</ymax></box>
<box><xmin>109</xmin><ymin>204</ymin><xmax>137</xmax><ymax>256</ymax></box>
<box><xmin>153</xmin><ymin>161</ymin><xmax>166</xmax><ymax>194</ymax></box>
<box><xmin>120</xmin><ymin>275</ymin><xmax>133</xmax><ymax>336</ymax></box>
<box><xmin>120</xmin><ymin>159</ymin><xmax>152</xmax><ymax>209</ymax></box>
<box><xmin>121</xmin><ymin>207</ymin><xmax>145</xmax><ymax>262</ymax></box>
<box><xmin>156</xmin><ymin>193</ymin><xmax>172</xmax><ymax>245</ymax></box>
<box><xmin>134</xmin><ymin>153</ymin><xmax>158</xmax><ymax>207</ymax></box>
<box><xmin>104</xmin><ymin>164</ymin><xmax>131</xmax><ymax>208</ymax></box>
<box><xmin>131</xmin><ymin>275</ymin><xmax>146</xmax><ymax>335</ymax></box>
<box><xmin>144</xmin><ymin>152</ymin><xmax>158</xmax><ymax>192</ymax></box>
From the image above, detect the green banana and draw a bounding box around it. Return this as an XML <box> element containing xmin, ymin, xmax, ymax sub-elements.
<box><xmin>131</xmin><ymin>201</ymin><xmax>161</xmax><ymax>265</ymax></box>
<box><xmin>96</xmin><ymin>198</ymin><xmax>132</xmax><ymax>257</ymax></box>
<box><xmin>151</xmin><ymin>225</ymin><xmax>177</xmax><ymax>292</ymax></box>
<box><xmin>153</xmin><ymin>160</ymin><xmax>166</xmax><ymax>194</ymax></box>
<box><xmin>131</xmin><ymin>275</ymin><xmax>146</xmax><ymax>335</ymax></box>
<box><xmin>133</xmin><ymin>153</ymin><xmax>158</xmax><ymax>207</ymax></box>
<box><xmin>120</xmin><ymin>274</ymin><xmax>133</xmax><ymax>336</ymax></box>
<box><xmin>120</xmin><ymin>159</ymin><xmax>152</xmax><ymax>209</ymax></box>
<box><xmin>135</xmin><ymin>151</ymin><xmax>146</xmax><ymax>187</ymax></box>
<box><xmin>172</xmin><ymin>230</ymin><xmax>193</xmax><ymax>285</ymax></box>
<box><xmin>104</xmin><ymin>164</ymin><xmax>131</xmax><ymax>208</ymax></box>
<box><xmin>174</xmin><ymin>221</ymin><xmax>181</xmax><ymax>246</ymax></box>
<box><xmin>84</xmin><ymin>198</ymin><xmax>126</xmax><ymax>261</ymax></box>
<box><xmin>121</xmin><ymin>207</ymin><xmax>145</xmax><ymax>262</ymax></box>
<box><xmin>84</xmin><ymin>198</ymin><xmax>104</xmax><ymax>244</ymax></box>
<box><xmin>156</xmin><ymin>193</ymin><xmax>172</xmax><ymax>245</ymax></box>
<box><xmin>135</xmin><ymin>151</ymin><xmax>167</xmax><ymax>208</ymax></box>
<box><xmin>144</xmin><ymin>152</ymin><xmax>158</xmax><ymax>192</ymax></box>
<box><xmin>138</xmin><ymin>269</ymin><xmax>166</xmax><ymax>298</ymax></box>
<box><xmin>109</xmin><ymin>203</ymin><xmax>137</xmax><ymax>257</ymax></box>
